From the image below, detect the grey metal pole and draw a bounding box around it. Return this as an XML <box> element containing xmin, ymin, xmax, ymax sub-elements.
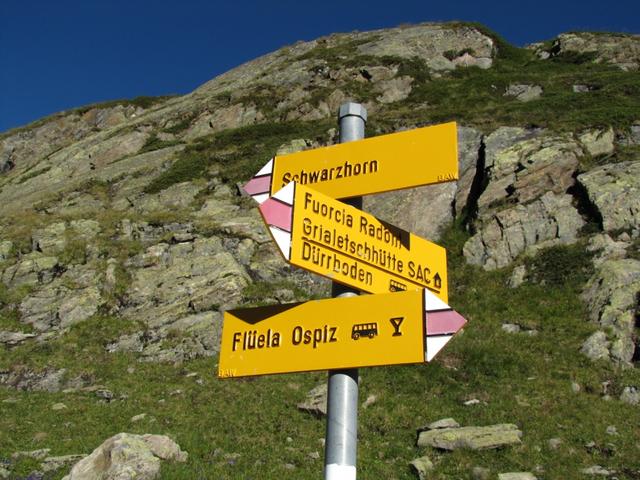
<box><xmin>324</xmin><ymin>102</ymin><xmax>367</xmax><ymax>480</ymax></box>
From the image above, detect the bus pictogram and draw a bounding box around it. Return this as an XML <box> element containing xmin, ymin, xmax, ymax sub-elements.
<box><xmin>389</xmin><ymin>279</ymin><xmax>407</xmax><ymax>292</ymax></box>
<box><xmin>351</xmin><ymin>322</ymin><xmax>378</xmax><ymax>340</ymax></box>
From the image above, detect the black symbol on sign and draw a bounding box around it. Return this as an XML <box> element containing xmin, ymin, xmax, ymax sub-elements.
<box><xmin>390</xmin><ymin>317</ymin><xmax>404</xmax><ymax>336</ymax></box>
<box><xmin>389</xmin><ymin>279</ymin><xmax>407</xmax><ymax>292</ymax></box>
<box><xmin>352</xmin><ymin>322</ymin><xmax>378</xmax><ymax>340</ymax></box>
<box><xmin>433</xmin><ymin>273</ymin><xmax>442</xmax><ymax>290</ymax></box>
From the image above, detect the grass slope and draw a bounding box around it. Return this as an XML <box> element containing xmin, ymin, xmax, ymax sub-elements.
<box><xmin>1</xmin><ymin>226</ymin><xmax>639</xmax><ymax>479</ymax></box>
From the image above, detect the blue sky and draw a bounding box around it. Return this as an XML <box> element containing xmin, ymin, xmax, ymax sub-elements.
<box><xmin>1</xmin><ymin>0</ymin><xmax>638</xmax><ymax>133</ymax></box>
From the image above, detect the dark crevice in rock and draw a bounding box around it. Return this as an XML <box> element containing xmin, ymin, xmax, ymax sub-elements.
<box><xmin>567</xmin><ymin>176</ymin><xmax>603</xmax><ymax>234</ymax></box>
<box><xmin>633</xmin><ymin>293</ymin><xmax>640</xmax><ymax>364</ymax></box>
<box><xmin>548</xmin><ymin>40</ymin><xmax>562</xmax><ymax>57</ymax></box>
<box><xmin>359</xmin><ymin>69</ymin><xmax>373</xmax><ymax>81</ymax></box>
<box><xmin>460</xmin><ymin>135</ymin><xmax>488</xmax><ymax>233</ymax></box>
<box><xmin>0</xmin><ymin>158</ymin><xmax>15</xmax><ymax>174</ymax></box>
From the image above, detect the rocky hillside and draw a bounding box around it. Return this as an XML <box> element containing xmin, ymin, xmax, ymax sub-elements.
<box><xmin>1</xmin><ymin>23</ymin><xmax>639</xmax><ymax>479</ymax></box>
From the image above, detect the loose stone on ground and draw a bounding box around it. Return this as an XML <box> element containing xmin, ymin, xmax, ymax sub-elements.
<box><xmin>498</xmin><ymin>473</ymin><xmax>537</xmax><ymax>480</ymax></box>
<box><xmin>409</xmin><ymin>455</ymin><xmax>434</xmax><ymax>480</ymax></box>
<box><xmin>297</xmin><ymin>383</ymin><xmax>327</xmax><ymax>417</ymax></box>
<box><xmin>417</xmin><ymin>423</ymin><xmax>522</xmax><ymax>450</ymax></box>
<box><xmin>62</xmin><ymin>433</ymin><xmax>187</xmax><ymax>480</ymax></box>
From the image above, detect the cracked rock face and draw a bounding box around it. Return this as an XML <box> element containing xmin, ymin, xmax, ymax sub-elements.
<box><xmin>464</xmin><ymin>192</ymin><xmax>584</xmax><ymax>269</ymax></box>
<box><xmin>122</xmin><ymin>237</ymin><xmax>249</xmax><ymax>322</ymax></box>
<box><xmin>102</xmin><ymin>236</ymin><xmax>250</xmax><ymax>362</ymax></box>
<box><xmin>1</xmin><ymin>252</ymin><xmax>61</xmax><ymax>287</ymax></box>
<box><xmin>357</xmin><ymin>24</ymin><xmax>494</xmax><ymax>71</ymax></box>
<box><xmin>463</xmin><ymin>130</ymin><xmax>585</xmax><ymax>270</ymax></box>
<box><xmin>554</xmin><ymin>32</ymin><xmax>640</xmax><ymax>71</ymax></box>
<box><xmin>581</xmin><ymin>258</ymin><xmax>640</xmax><ymax>364</ymax></box>
<box><xmin>18</xmin><ymin>264</ymin><xmax>104</xmax><ymax>333</ymax></box>
<box><xmin>578</xmin><ymin>161</ymin><xmax>640</xmax><ymax>233</ymax></box>
<box><xmin>478</xmin><ymin>130</ymin><xmax>581</xmax><ymax>212</ymax></box>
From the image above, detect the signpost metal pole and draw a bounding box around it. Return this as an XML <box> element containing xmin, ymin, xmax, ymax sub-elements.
<box><xmin>324</xmin><ymin>102</ymin><xmax>366</xmax><ymax>480</ymax></box>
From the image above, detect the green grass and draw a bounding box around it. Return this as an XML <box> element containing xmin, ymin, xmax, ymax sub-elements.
<box><xmin>396</xmin><ymin>52</ymin><xmax>640</xmax><ymax>132</ymax></box>
<box><xmin>295</xmin><ymin>35</ymin><xmax>381</xmax><ymax>65</ymax></box>
<box><xmin>74</xmin><ymin>95</ymin><xmax>176</xmax><ymax>115</ymax></box>
<box><xmin>0</xmin><ymin>307</ymin><xmax>32</xmax><ymax>333</ymax></box>
<box><xmin>284</xmin><ymin>21</ymin><xmax>640</xmax><ymax>134</ymax></box>
<box><xmin>241</xmin><ymin>280</ymin><xmax>319</xmax><ymax>307</ymax></box>
<box><xmin>144</xmin><ymin>119</ymin><xmax>332</xmax><ymax>194</ymax></box>
<box><xmin>524</xmin><ymin>242</ymin><xmax>595</xmax><ymax>287</ymax></box>
<box><xmin>163</xmin><ymin>112</ymin><xmax>200</xmax><ymax>135</ymax></box>
<box><xmin>16</xmin><ymin>166</ymin><xmax>52</xmax><ymax>185</ymax></box>
<box><xmin>137</xmin><ymin>134</ymin><xmax>183</xmax><ymax>155</ymax></box>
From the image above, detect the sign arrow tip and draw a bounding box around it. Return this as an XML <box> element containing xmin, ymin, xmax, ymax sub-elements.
<box><xmin>425</xmin><ymin>309</ymin><xmax>467</xmax><ymax>362</ymax></box>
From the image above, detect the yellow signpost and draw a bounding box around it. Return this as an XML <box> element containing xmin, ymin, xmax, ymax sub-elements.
<box><xmin>243</xmin><ymin>122</ymin><xmax>458</xmax><ymax>203</ymax></box>
<box><xmin>218</xmin><ymin>289</ymin><xmax>466</xmax><ymax>378</ymax></box>
<box><xmin>258</xmin><ymin>182</ymin><xmax>448</xmax><ymax>302</ymax></box>
<box><xmin>224</xmin><ymin>104</ymin><xmax>466</xmax><ymax>480</ymax></box>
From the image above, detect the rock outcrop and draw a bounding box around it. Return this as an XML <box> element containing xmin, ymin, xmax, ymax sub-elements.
<box><xmin>534</xmin><ymin>32</ymin><xmax>640</xmax><ymax>71</ymax></box>
<box><xmin>581</xmin><ymin>258</ymin><xmax>640</xmax><ymax>364</ymax></box>
<box><xmin>463</xmin><ymin>129</ymin><xmax>586</xmax><ymax>270</ymax></box>
<box><xmin>578</xmin><ymin>161</ymin><xmax>640</xmax><ymax>233</ymax></box>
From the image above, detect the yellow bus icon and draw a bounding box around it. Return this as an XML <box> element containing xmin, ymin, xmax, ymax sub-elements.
<box><xmin>351</xmin><ymin>323</ymin><xmax>378</xmax><ymax>340</ymax></box>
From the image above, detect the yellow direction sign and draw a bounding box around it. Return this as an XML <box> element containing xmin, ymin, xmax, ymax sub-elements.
<box><xmin>243</xmin><ymin>122</ymin><xmax>458</xmax><ymax>203</ymax></box>
<box><xmin>218</xmin><ymin>289</ymin><xmax>466</xmax><ymax>378</ymax></box>
<box><xmin>258</xmin><ymin>182</ymin><xmax>448</xmax><ymax>301</ymax></box>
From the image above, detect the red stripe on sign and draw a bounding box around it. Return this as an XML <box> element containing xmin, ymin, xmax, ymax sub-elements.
<box><xmin>243</xmin><ymin>175</ymin><xmax>271</xmax><ymax>195</ymax></box>
<box><xmin>259</xmin><ymin>198</ymin><xmax>293</xmax><ymax>232</ymax></box>
<box><xmin>426</xmin><ymin>310</ymin><xmax>466</xmax><ymax>335</ymax></box>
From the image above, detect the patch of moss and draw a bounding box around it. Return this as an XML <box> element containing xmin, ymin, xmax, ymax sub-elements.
<box><xmin>16</xmin><ymin>166</ymin><xmax>52</xmax><ymax>184</ymax></box>
<box><xmin>144</xmin><ymin>119</ymin><xmax>331</xmax><ymax>194</ymax></box>
<box><xmin>137</xmin><ymin>133</ymin><xmax>183</xmax><ymax>154</ymax></box>
<box><xmin>296</xmin><ymin>35</ymin><xmax>380</xmax><ymax>66</ymax></box>
<box><xmin>525</xmin><ymin>242</ymin><xmax>595</xmax><ymax>288</ymax></box>
<box><xmin>74</xmin><ymin>95</ymin><xmax>176</xmax><ymax>115</ymax></box>
<box><xmin>232</xmin><ymin>84</ymin><xmax>288</xmax><ymax>118</ymax></box>
<box><xmin>395</xmin><ymin>48</ymin><xmax>640</xmax><ymax>132</ymax></box>
<box><xmin>551</xmin><ymin>50</ymin><xmax>600</xmax><ymax>65</ymax></box>
<box><xmin>0</xmin><ymin>283</ymin><xmax>35</xmax><ymax>309</ymax></box>
<box><xmin>443</xmin><ymin>48</ymin><xmax>476</xmax><ymax>61</ymax></box>
<box><xmin>446</xmin><ymin>21</ymin><xmax>529</xmax><ymax>63</ymax></box>
<box><xmin>58</xmin><ymin>235</ymin><xmax>88</xmax><ymax>266</ymax></box>
<box><xmin>241</xmin><ymin>280</ymin><xmax>315</xmax><ymax>306</ymax></box>
<box><xmin>163</xmin><ymin>112</ymin><xmax>201</xmax><ymax>134</ymax></box>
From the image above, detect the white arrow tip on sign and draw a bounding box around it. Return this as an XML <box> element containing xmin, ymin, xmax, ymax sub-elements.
<box><xmin>256</xmin><ymin>158</ymin><xmax>274</xmax><ymax>176</ymax></box>
<box><xmin>426</xmin><ymin>335</ymin><xmax>454</xmax><ymax>362</ymax></box>
<box><xmin>258</xmin><ymin>182</ymin><xmax>296</xmax><ymax>261</ymax></box>
<box><xmin>273</xmin><ymin>181</ymin><xmax>295</xmax><ymax>204</ymax></box>
<box><xmin>424</xmin><ymin>289</ymin><xmax>449</xmax><ymax>311</ymax></box>
<box><xmin>269</xmin><ymin>227</ymin><xmax>292</xmax><ymax>260</ymax></box>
